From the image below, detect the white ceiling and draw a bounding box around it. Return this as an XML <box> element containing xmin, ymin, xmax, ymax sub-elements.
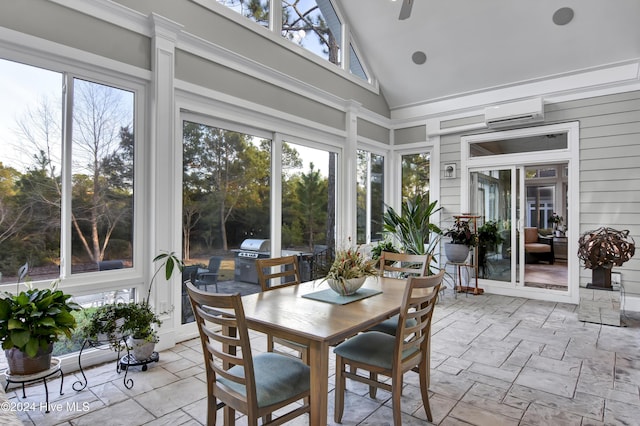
<box><xmin>337</xmin><ymin>0</ymin><xmax>640</xmax><ymax>111</ymax></box>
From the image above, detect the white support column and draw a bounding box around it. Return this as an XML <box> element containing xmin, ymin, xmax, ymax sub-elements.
<box><xmin>148</xmin><ymin>13</ymin><xmax>183</xmax><ymax>349</ymax></box>
<box><xmin>342</xmin><ymin>101</ymin><xmax>361</xmax><ymax>245</ymax></box>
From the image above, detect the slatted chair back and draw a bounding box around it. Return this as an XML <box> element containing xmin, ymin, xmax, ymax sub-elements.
<box><xmin>255</xmin><ymin>256</ymin><xmax>309</xmax><ymax>364</ymax></box>
<box><xmin>256</xmin><ymin>255</ymin><xmax>300</xmax><ymax>292</ymax></box>
<box><xmin>395</xmin><ymin>272</ymin><xmax>443</xmax><ymax>368</ymax></box>
<box><xmin>378</xmin><ymin>251</ymin><xmax>430</xmax><ymax>278</ymax></box>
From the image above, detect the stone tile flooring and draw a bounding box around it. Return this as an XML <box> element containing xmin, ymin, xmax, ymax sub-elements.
<box><xmin>5</xmin><ymin>292</ymin><xmax>640</xmax><ymax>425</ymax></box>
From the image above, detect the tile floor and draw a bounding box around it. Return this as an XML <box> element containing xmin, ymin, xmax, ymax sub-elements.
<box><xmin>4</xmin><ymin>292</ymin><xmax>640</xmax><ymax>425</ymax></box>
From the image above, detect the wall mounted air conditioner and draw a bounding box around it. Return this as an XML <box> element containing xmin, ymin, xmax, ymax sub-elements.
<box><xmin>484</xmin><ymin>98</ymin><xmax>544</xmax><ymax>128</ymax></box>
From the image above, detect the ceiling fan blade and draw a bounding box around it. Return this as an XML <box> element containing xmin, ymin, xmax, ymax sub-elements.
<box><xmin>398</xmin><ymin>0</ymin><xmax>413</xmax><ymax>20</ymax></box>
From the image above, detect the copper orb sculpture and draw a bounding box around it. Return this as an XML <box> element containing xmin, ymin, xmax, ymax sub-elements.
<box><xmin>577</xmin><ymin>227</ymin><xmax>635</xmax><ymax>290</ymax></box>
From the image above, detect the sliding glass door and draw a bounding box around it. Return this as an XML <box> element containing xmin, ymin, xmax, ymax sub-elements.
<box><xmin>470</xmin><ymin>168</ymin><xmax>513</xmax><ymax>283</ymax></box>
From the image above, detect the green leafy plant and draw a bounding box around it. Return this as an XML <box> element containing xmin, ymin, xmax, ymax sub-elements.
<box><xmin>124</xmin><ymin>302</ymin><xmax>162</xmax><ymax>343</ymax></box>
<box><xmin>81</xmin><ymin>303</ymin><xmax>129</xmax><ymax>349</ymax></box>
<box><xmin>146</xmin><ymin>251</ymin><xmax>184</xmax><ymax>306</ymax></box>
<box><xmin>370</xmin><ymin>239</ymin><xmax>399</xmax><ymax>260</ymax></box>
<box><xmin>82</xmin><ymin>251</ymin><xmax>183</xmax><ymax>348</ymax></box>
<box><xmin>382</xmin><ymin>194</ymin><xmax>442</xmax><ymax>256</ymax></box>
<box><xmin>444</xmin><ymin>219</ymin><xmax>478</xmax><ymax>247</ymax></box>
<box><xmin>477</xmin><ymin>220</ymin><xmax>504</xmax><ymax>250</ymax></box>
<box><xmin>0</xmin><ymin>280</ymin><xmax>81</xmax><ymax>357</ymax></box>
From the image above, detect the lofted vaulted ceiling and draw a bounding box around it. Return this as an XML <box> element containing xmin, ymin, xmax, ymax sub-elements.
<box><xmin>337</xmin><ymin>0</ymin><xmax>640</xmax><ymax>111</ymax></box>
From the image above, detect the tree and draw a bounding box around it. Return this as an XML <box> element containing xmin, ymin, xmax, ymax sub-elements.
<box><xmin>70</xmin><ymin>80</ymin><xmax>133</xmax><ymax>263</ymax></box>
<box><xmin>182</xmin><ymin>123</ymin><xmax>272</xmax><ymax>251</ymax></box>
<box><xmin>13</xmin><ymin>82</ymin><xmax>133</xmax><ymax>266</ymax></box>
<box><xmin>0</xmin><ymin>164</ymin><xmax>28</xmax><ymax>245</ymax></box>
<box><xmin>401</xmin><ymin>153</ymin><xmax>431</xmax><ymax>200</ymax></box>
<box><xmin>294</xmin><ymin>163</ymin><xmax>328</xmax><ymax>251</ymax></box>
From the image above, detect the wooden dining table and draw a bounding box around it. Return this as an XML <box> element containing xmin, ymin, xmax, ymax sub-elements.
<box><xmin>240</xmin><ymin>275</ymin><xmax>408</xmax><ymax>426</ymax></box>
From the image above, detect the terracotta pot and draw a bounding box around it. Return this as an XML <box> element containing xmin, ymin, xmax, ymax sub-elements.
<box><xmin>5</xmin><ymin>343</ymin><xmax>53</xmax><ymax>375</ymax></box>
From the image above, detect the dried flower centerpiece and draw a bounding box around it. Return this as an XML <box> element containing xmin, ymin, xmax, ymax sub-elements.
<box><xmin>324</xmin><ymin>247</ymin><xmax>378</xmax><ymax>296</ymax></box>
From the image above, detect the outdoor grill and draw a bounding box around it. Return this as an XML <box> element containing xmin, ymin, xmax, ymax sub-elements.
<box><xmin>234</xmin><ymin>238</ymin><xmax>271</xmax><ymax>284</ymax></box>
<box><xmin>234</xmin><ymin>238</ymin><xmax>314</xmax><ymax>284</ymax></box>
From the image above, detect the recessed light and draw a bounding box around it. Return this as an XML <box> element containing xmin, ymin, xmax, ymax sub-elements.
<box><xmin>553</xmin><ymin>7</ymin><xmax>574</xmax><ymax>26</ymax></box>
<box><xmin>412</xmin><ymin>51</ymin><xmax>427</xmax><ymax>65</ymax></box>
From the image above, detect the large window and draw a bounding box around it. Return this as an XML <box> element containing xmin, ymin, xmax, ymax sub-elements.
<box><xmin>281</xmin><ymin>142</ymin><xmax>336</xmax><ymax>250</ymax></box>
<box><xmin>214</xmin><ymin>0</ymin><xmax>370</xmax><ymax>82</ymax></box>
<box><xmin>401</xmin><ymin>152</ymin><xmax>430</xmax><ymax>200</ymax></box>
<box><xmin>0</xmin><ymin>59</ymin><xmax>135</xmax><ymax>284</ymax></box>
<box><xmin>70</xmin><ymin>79</ymin><xmax>135</xmax><ymax>274</ymax></box>
<box><xmin>217</xmin><ymin>0</ymin><xmax>270</xmax><ymax>27</ymax></box>
<box><xmin>181</xmin><ymin>120</ymin><xmax>271</xmax><ymax>323</ymax></box>
<box><xmin>282</xmin><ymin>0</ymin><xmax>341</xmax><ymax>65</ymax></box>
<box><xmin>357</xmin><ymin>149</ymin><xmax>384</xmax><ymax>243</ymax></box>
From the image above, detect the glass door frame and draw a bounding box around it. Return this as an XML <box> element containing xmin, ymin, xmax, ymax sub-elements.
<box><xmin>461</xmin><ymin>122</ymin><xmax>580</xmax><ymax>304</ymax></box>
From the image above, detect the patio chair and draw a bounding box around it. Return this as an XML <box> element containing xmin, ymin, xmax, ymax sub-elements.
<box><xmin>333</xmin><ymin>271</ymin><xmax>444</xmax><ymax>426</ymax></box>
<box><xmin>186</xmin><ymin>283</ymin><xmax>310</xmax><ymax>426</ymax></box>
<box><xmin>180</xmin><ymin>265</ymin><xmax>200</xmax><ymax>324</ymax></box>
<box><xmin>194</xmin><ymin>256</ymin><xmax>223</xmax><ymax>292</ymax></box>
<box><xmin>98</xmin><ymin>260</ymin><xmax>124</xmax><ymax>271</ymax></box>
<box><xmin>255</xmin><ymin>256</ymin><xmax>309</xmax><ymax>364</ymax></box>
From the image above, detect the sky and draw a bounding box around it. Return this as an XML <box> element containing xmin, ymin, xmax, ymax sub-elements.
<box><xmin>0</xmin><ymin>59</ymin><xmax>62</xmax><ymax>171</ymax></box>
<box><xmin>1</xmin><ymin>58</ymin><xmax>330</xmax><ymax>177</ymax></box>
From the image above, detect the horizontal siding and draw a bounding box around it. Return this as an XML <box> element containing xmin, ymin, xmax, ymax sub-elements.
<box><xmin>580</xmin><ymin>167</ymin><xmax>640</xmax><ymax>182</ymax></box>
<box><xmin>581</xmin><ymin>156</ymin><xmax>640</xmax><ymax>170</ymax></box>
<box><xmin>439</xmin><ymin>133</ymin><xmax>462</xmax><ymax>221</ymax></box>
<box><xmin>580</xmin><ymin>189</ymin><xmax>639</xmax><ymax>202</ymax></box>
<box><xmin>545</xmin><ymin>91</ymin><xmax>640</xmax><ymax>112</ymax></box>
<box><xmin>580</xmin><ymin>133</ymin><xmax>640</xmax><ymax>149</ymax></box>
<box><xmin>576</xmin><ymin>90</ymin><xmax>640</xmax><ymax>294</ymax></box>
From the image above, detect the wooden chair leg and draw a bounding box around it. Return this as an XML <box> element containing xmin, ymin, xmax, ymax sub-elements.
<box><xmin>223</xmin><ymin>405</ymin><xmax>235</xmax><ymax>425</ymax></box>
<box><xmin>419</xmin><ymin>364</ymin><xmax>433</xmax><ymax>422</ymax></box>
<box><xmin>334</xmin><ymin>356</ymin><xmax>346</xmax><ymax>423</ymax></box>
<box><xmin>369</xmin><ymin>371</ymin><xmax>377</xmax><ymax>398</ymax></box>
<box><xmin>392</xmin><ymin>373</ymin><xmax>403</xmax><ymax>426</ymax></box>
<box><xmin>208</xmin><ymin>395</ymin><xmax>217</xmax><ymax>426</ymax></box>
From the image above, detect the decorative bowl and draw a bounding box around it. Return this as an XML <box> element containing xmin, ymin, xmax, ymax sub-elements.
<box><xmin>327</xmin><ymin>276</ymin><xmax>367</xmax><ymax>296</ymax></box>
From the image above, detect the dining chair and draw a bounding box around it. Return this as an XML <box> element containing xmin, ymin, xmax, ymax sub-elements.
<box><xmin>186</xmin><ymin>282</ymin><xmax>310</xmax><ymax>426</ymax></box>
<box><xmin>378</xmin><ymin>251</ymin><xmax>430</xmax><ymax>278</ymax></box>
<box><xmin>255</xmin><ymin>256</ymin><xmax>309</xmax><ymax>363</ymax></box>
<box><xmin>369</xmin><ymin>251</ymin><xmax>431</xmax><ymax>335</ymax></box>
<box><xmin>333</xmin><ymin>271</ymin><xmax>444</xmax><ymax>426</ymax></box>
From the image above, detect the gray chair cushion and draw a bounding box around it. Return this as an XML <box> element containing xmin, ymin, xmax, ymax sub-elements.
<box><xmin>369</xmin><ymin>314</ymin><xmax>417</xmax><ymax>336</ymax></box>
<box><xmin>333</xmin><ymin>331</ymin><xmax>394</xmax><ymax>369</ymax></box>
<box><xmin>217</xmin><ymin>352</ymin><xmax>309</xmax><ymax>407</ymax></box>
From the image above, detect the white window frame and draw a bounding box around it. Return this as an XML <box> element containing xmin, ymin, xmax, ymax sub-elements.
<box><xmin>0</xmin><ymin>41</ymin><xmax>149</xmax><ymax>300</ymax></box>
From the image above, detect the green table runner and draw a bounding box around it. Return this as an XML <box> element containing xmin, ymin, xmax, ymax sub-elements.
<box><xmin>302</xmin><ymin>288</ymin><xmax>382</xmax><ymax>305</ymax></box>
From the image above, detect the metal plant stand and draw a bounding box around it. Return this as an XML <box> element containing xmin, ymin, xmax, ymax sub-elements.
<box><xmin>119</xmin><ymin>351</ymin><xmax>160</xmax><ymax>372</ymax></box>
<box><xmin>4</xmin><ymin>357</ymin><xmax>64</xmax><ymax>413</ymax></box>
<box><xmin>73</xmin><ymin>337</ymin><xmax>137</xmax><ymax>390</ymax></box>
